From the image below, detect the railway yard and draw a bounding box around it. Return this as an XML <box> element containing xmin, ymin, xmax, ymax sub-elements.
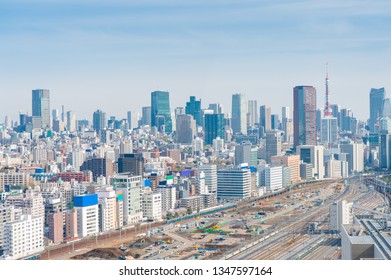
<box><xmin>40</xmin><ymin>176</ymin><xmax>385</xmax><ymax>260</ymax></box>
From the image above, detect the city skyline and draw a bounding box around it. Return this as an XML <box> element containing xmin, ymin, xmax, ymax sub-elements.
<box><xmin>1</xmin><ymin>1</ymin><xmax>391</xmax><ymax>121</ymax></box>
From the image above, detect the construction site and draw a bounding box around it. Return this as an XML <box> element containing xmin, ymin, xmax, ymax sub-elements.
<box><xmin>68</xmin><ymin>179</ymin><xmax>345</xmax><ymax>260</ymax></box>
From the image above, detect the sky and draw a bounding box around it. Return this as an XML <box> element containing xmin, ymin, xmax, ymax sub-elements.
<box><xmin>1</xmin><ymin>0</ymin><xmax>391</xmax><ymax>122</ymax></box>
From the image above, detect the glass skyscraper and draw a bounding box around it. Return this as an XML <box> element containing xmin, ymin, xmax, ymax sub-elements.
<box><xmin>293</xmin><ymin>86</ymin><xmax>317</xmax><ymax>148</ymax></box>
<box><xmin>93</xmin><ymin>109</ymin><xmax>106</xmax><ymax>134</ymax></box>
<box><xmin>369</xmin><ymin>88</ymin><xmax>385</xmax><ymax>132</ymax></box>
<box><xmin>231</xmin><ymin>93</ymin><xmax>247</xmax><ymax>135</ymax></box>
<box><xmin>185</xmin><ymin>96</ymin><xmax>202</xmax><ymax>126</ymax></box>
<box><xmin>204</xmin><ymin>113</ymin><xmax>225</xmax><ymax>145</ymax></box>
<box><xmin>32</xmin><ymin>89</ymin><xmax>50</xmax><ymax>128</ymax></box>
<box><xmin>151</xmin><ymin>91</ymin><xmax>172</xmax><ymax>134</ymax></box>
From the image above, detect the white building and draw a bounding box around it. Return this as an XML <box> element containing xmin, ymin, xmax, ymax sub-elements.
<box><xmin>198</xmin><ymin>164</ymin><xmax>217</xmax><ymax>194</ymax></box>
<box><xmin>329</xmin><ymin>200</ymin><xmax>353</xmax><ymax>231</ymax></box>
<box><xmin>74</xmin><ymin>194</ymin><xmax>99</xmax><ymax>238</ymax></box>
<box><xmin>340</xmin><ymin>142</ymin><xmax>364</xmax><ymax>174</ymax></box>
<box><xmin>297</xmin><ymin>145</ymin><xmax>325</xmax><ymax>180</ymax></box>
<box><xmin>0</xmin><ymin>173</ymin><xmax>34</xmax><ymax>191</ymax></box>
<box><xmin>213</xmin><ymin>137</ymin><xmax>225</xmax><ymax>155</ymax></box>
<box><xmin>217</xmin><ymin>167</ymin><xmax>251</xmax><ymax>199</ymax></box>
<box><xmin>142</xmin><ymin>189</ymin><xmax>162</xmax><ymax>221</ymax></box>
<box><xmin>157</xmin><ymin>185</ymin><xmax>176</xmax><ymax>213</ymax></box>
<box><xmin>195</xmin><ymin>171</ymin><xmax>208</xmax><ymax>195</ymax></box>
<box><xmin>113</xmin><ymin>174</ymin><xmax>143</xmax><ymax>225</ymax></box>
<box><xmin>263</xmin><ymin>165</ymin><xmax>283</xmax><ymax>192</ymax></box>
<box><xmin>3</xmin><ymin>215</ymin><xmax>44</xmax><ymax>259</ymax></box>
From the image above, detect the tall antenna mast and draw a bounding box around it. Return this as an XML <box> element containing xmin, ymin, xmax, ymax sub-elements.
<box><xmin>324</xmin><ymin>62</ymin><xmax>332</xmax><ymax>117</ymax></box>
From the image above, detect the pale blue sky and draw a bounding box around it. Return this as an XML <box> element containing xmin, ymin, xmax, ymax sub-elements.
<box><xmin>1</xmin><ymin>0</ymin><xmax>391</xmax><ymax>122</ymax></box>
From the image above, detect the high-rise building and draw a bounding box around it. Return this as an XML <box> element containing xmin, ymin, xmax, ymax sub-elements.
<box><xmin>262</xmin><ymin>165</ymin><xmax>283</xmax><ymax>192</ymax></box>
<box><xmin>204</xmin><ymin>113</ymin><xmax>225</xmax><ymax>145</ymax></box>
<box><xmin>198</xmin><ymin>164</ymin><xmax>218</xmax><ymax>194</ymax></box>
<box><xmin>259</xmin><ymin>105</ymin><xmax>271</xmax><ymax>137</ymax></box>
<box><xmin>80</xmin><ymin>157</ymin><xmax>114</xmax><ymax>182</ymax></box>
<box><xmin>340</xmin><ymin>141</ymin><xmax>364</xmax><ymax>174</ymax></box>
<box><xmin>271</xmin><ymin>114</ymin><xmax>280</xmax><ymax>130</ymax></box>
<box><xmin>93</xmin><ymin>110</ymin><xmax>106</xmax><ymax>134</ymax></box>
<box><xmin>176</xmin><ymin>115</ymin><xmax>196</xmax><ymax>144</ymax></box>
<box><xmin>66</xmin><ymin>111</ymin><xmax>77</xmax><ymax>132</ymax></box>
<box><xmin>235</xmin><ymin>142</ymin><xmax>256</xmax><ymax>166</ymax></box>
<box><xmin>247</xmin><ymin>100</ymin><xmax>258</xmax><ymax>127</ymax></box>
<box><xmin>265</xmin><ymin>130</ymin><xmax>282</xmax><ymax>163</ymax></box>
<box><xmin>74</xmin><ymin>194</ymin><xmax>99</xmax><ymax>237</ymax></box>
<box><xmin>3</xmin><ymin>215</ymin><xmax>44</xmax><ymax>259</ymax></box>
<box><xmin>297</xmin><ymin>145</ymin><xmax>324</xmax><ymax>179</ymax></box>
<box><xmin>293</xmin><ymin>86</ymin><xmax>317</xmax><ymax>148</ymax></box>
<box><xmin>32</xmin><ymin>89</ymin><xmax>50</xmax><ymax>128</ymax></box>
<box><xmin>141</xmin><ymin>106</ymin><xmax>152</xmax><ymax>126</ymax></box>
<box><xmin>369</xmin><ymin>88</ymin><xmax>385</xmax><ymax>133</ymax></box>
<box><xmin>185</xmin><ymin>96</ymin><xmax>202</xmax><ymax>126</ymax></box>
<box><xmin>320</xmin><ymin>117</ymin><xmax>338</xmax><ymax>145</ymax></box>
<box><xmin>151</xmin><ymin>91</ymin><xmax>172</xmax><ymax>134</ymax></box>
<box><xmin>117</xmin><ymin>153</ymin><xmax>144</xmax><ymax>176</ymax></box>
<box><xmin>127</xmin><ymin>111</ymin><xmax>139</xmax><ymax>130</ymax></box>
<box><xmin>142</xmin><ymin>189</ymin><xmax>162</xmax><ymax>221</ymax></box>
<box><xmin>282</xmin><ymin>106</ymin><xmax>290</xmax><ymax>120</ymax></box>
<box><xmin>97</xmin><ymin>187</ymin><xmax>117</xmax><ymax>232</ymax></box>
<box><xmin>379</xmin><ymin>133</ymin><xmax>391</xmax><ymax>169</ymax></box>
<box><xmin>113</xmin><ymin>174</ymin><xmax>143</xmax><ymax>225</ymax></box>
<box><xmin>382</xmin><ymin>98</ymin><xmax>391</xmax><ymax>118</ymax></box>
<box><xmin>231</xmin><ymin>93</ymin><xmax>247</xmax><ymax>135</ymax></box>
<box><xmin>217</xmin><ymin>168</ymin><xmax>251</xmax><ymax>199</ymax></box>
<box><xmin>208</xmin><ymin>103</ymin><xmax>223</xmax><ymax>114</ymax></box>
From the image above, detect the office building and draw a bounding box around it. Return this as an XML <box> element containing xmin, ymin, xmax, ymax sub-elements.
<box><xmin>320</xmin><ymin>117</ymin><xmax>338</xmax><ymax>145</ymax></box>
<box><xmin>93</xmin><ymin>110</ymin><xmax>106</xmax><ymax>134</ymax></box>
<box><xmin>198</xmin><ymin>164</ymin><xmax>217</xmax><ymax>194</ymax></box>
<box><xmin>32</xmin><ymin>89</ymin><xmax>50</xmax><ymax>128</ymax></box>
<box><xmin>231</xmin><ymin>93</ymin><xmax>247</xmax><ymax>135</ymax></box>
<box><xmin>81</xmin><ymin>157</ymin><xmax>114</xmax><ymax>182</ymax></box>
<box><xmin>66</xmin><ymin>111</ymin><xmax>77</xmax><ymax>132</ymax></box>
<box><xmin>247</xmin><ymin>100</ymin><xmax>258</xmax><ymax>127</ymax></box>
<box><xmin>151</xmin><ymin>91</ymin><xmax>172</xmax><ymax>134</ymax></box>
<box><xmin>293</xmin><ymin>86</ymin><xmax>317</xmax><ymax>148</ymax></box>
<box><xmin>259</xmin><ymin>105</ymin><xmax>271</xmax><ymax>136</ymax></box>
<box><xmin>271</xmin><ymin>155</ymin><xmax>301</xmax><ymax>183</ymax></box>
<box><xmin>297</xmin><ymin>145</ymin><xmax>324</xmax><ymax>180</ymax></box>
<box><xmin>217</xmin><ymin>168</ymin><xmax>251</xmax><ymax>199</ymax></box>
<box><xmin>176</xmin><ymin>114</ymin><xmax>196</xmax><ymax>144</ymax></box>
<box><xmin>265</xmin><ymin>130</ymin><xmax>282</xmax><ymax>163</ymax></box>
<box><xmin>340</xmin><ymin>141</ymin><xmax>365</xmax><ymax>174</ymax></box>
<box><xmin>369</xmin><ymin>88</ymin><xmax>385</xmax><ymax>133</ymax></box>
<box><xmin>141</xmin><ymin>106</ymin><xmax>152</xmax><ymax>126</ymax></box>
<box><xmin>142</xmin><ymin>190</ymin><xmax>162</xmax><ymax>221</ymax></box>
<box><xmin>113</xmin><ymin>174</ymin><xmax>143</xmax><ymax>225</ymax></box>
<box><xmin>185</xmin><ymin>96</ymin><xmax>202</xmax><ymax>126</ymax></box>
<box><xmin>117</xmin><ymin>153</ymin><xmax>144</xmax><ymax>176</ymax></box>
<box><xmin>204</xmin><ymin>113</ymin><xmax>225</xmax><ymax>146</ymax></box>
<box><xmin>74</xmin><ymin>194</ymin><xmax>99</xmax><ymax>238</ymax></box>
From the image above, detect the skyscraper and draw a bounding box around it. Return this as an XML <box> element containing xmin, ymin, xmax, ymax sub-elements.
<box><xmin>176</xmin><ymin>114</ymin><xmax>196</xmax><ymax>144</ymax></box>
<box><xmin>204</xmin><ymin>113</ymin><xmax>225</xmax><ymax>145</ymax></box>
<box><xmin>185</xmin><ymin>96</ymin><xmax>202</xmax><ymax>126</ymax></box>
<box><xmin>266</xmin><ymin>130</ymin><xmax>282</xmax><ymax>163</ymax></box>
<box><xmin>293</xmin><ymin>86</ymin><xmax>317</xmax><ymax>148</ymax></box>
<box><xmin>141</xmin><ymin>106</ymin><xmax>151</xmax><ymax>126</ymax></box>
<box><xmin>66</xmin><ymin>111</ymin><xmax>77</xmax><ymax>132</ymax></box>
<box><xmin>320</xmin><ymin>117</ymin><xmax>338</xmax><ymax>145</ymax></box>
<box><xmin>369</xmin><ymin>88</ymin><xmax>385</xmax><ymax>133</ymax></box>
<box><xmin>231</xmin><ymin>93</ymin><xmax>247</xmax><ymax>135</ymax></box>
<box><xmin>93</xmin><ymin>110</ymin><xmax>106</xmax><ymax>134</ymax></box>
<box><xmin>32</xmin><ymin>89</ymin><xmax>50</xmax><ymax>128</ymax></box>
<box><xmin>247</xmin><ymin>100</ymin><xmax>258</xmax><ymax>127</ymax></box>
<box><xmin>259</xmin><ymin>105</ymin><xmax>271</xmax><ymax>137</ymax></box>
<box><xmin>151</xmin><ymin>91</ymin><xmax>172</xmax><ymax>134</ymax></box>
